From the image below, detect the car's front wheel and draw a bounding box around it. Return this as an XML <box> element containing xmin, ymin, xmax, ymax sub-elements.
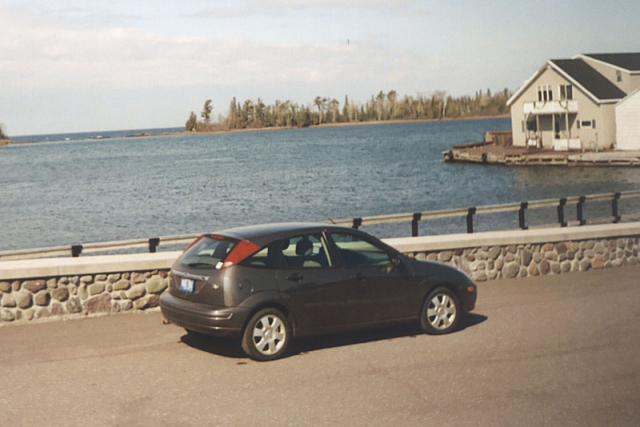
<box><xmin>420</xmin><ymin>287</ymin><xmax>461</xmax><ymax>334</ymax></box>
<box><xmin>241</xmin><ymin>308</ymin><xmax>291</xmax><ymax>361</ymax></box>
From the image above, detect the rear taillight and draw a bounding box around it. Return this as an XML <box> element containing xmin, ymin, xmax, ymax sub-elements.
<box><xmin>220</xmin><ymin>240</ymin><xmax>261</xmax><ymax>269</ymax></box>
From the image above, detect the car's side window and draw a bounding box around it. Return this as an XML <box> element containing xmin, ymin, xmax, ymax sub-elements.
<box><xmin>241</xmin><ymin>233</ymin><xmax>332</xmax><ymax>269</ymax></box>
<box><xmin>329</xmin><ymin>232</ymin><xmax>392</xmax><ymax>269</ymax></box>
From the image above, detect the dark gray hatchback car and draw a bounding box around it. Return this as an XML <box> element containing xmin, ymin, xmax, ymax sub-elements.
<box><xmin>160</xmin><ymin>222</ymin><xmax>477</xmax><ymax>361</ymax></box>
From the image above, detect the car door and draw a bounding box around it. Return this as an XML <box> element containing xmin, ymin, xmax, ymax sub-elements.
<box><xmin>327</xmin><ymin>231</ymin><xmax>419</xmax><ymax>326</ymax></box>
<box><xmin>270</xmin><ymin>233</ymin><xmax>352</xmax><ymax>334</ymax></box>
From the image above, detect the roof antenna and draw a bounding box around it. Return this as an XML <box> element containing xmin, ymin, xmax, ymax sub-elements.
<box><xmin>325</xmin><ymin>214</ymin><xmax>336</xmax><ymax>224</ymax></box>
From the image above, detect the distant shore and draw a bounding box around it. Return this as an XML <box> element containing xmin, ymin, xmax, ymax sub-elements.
<box><xmin>4</xmin><ymin>114</ymin><xmax>509</xmax><ymax>145</ymax></box>
<box><xmin>135</xmin><ymin>114</ymin><xmax>510</xmax><ymax>140</ymax></box>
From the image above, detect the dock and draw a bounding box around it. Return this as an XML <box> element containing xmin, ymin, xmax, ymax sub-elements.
<box><xmin>443</xmin><ymin>132</ymin><xmax>640</xmax><ymax>167</ymax></box>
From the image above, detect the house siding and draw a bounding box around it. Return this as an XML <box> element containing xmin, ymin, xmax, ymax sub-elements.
<box><xmin>616</xmin><ymin>91</ymin><xmax>640</xmax><ymax>150</ymax></box>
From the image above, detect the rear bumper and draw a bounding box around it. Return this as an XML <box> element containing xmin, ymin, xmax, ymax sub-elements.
<box><xmin>159</xmin><ymin>293</ymin><xmax>250</xmax><ymax>338</ymax></box>
<box><xmin>461</xmin><ymin>285</ymin><xmax>477</xmax><ymax>312</ymax></box>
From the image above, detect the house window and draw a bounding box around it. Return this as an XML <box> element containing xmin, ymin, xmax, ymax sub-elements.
<box><xmin>616</xmin><ymin>70</ymin><xmax>622</xmax><ymax>82</ymax></box>
<box><xmin>537</xmin><ymin>85</ymin><xmax>553</xmax><ymax>102</ymax></box>
<box><xmin>592</xmin><ymin>120</ymin><xmax>596</xmax><ymax>129</ymax></box>
<box><xmin>581</xmin><ymin>120</ymin><xmax>592</xmax><ymax>127</ymax></box>
<box><xmin>560</xmin><ymin>85</ymin><xmax>573</xmax><ymax>101</ymax></box>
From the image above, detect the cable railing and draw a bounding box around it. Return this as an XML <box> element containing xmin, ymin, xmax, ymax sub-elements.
<box><xmin>1</xmin><ymin>190</ymin><xmax>639</xmax><ymax>261</ymax></box>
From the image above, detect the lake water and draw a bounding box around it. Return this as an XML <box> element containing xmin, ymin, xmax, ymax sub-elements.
<box><xmin>2</xmin><ymin>118</ymin><xmax>640</xmax><ymax>251</ymax></box>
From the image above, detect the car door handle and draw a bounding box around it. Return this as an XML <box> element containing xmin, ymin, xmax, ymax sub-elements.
<box><xmin>287</xmin><ymin>273</ymin><xmax>304</xmax><ymax>282</ymax></box>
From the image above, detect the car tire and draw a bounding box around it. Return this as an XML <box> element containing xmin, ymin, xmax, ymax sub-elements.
<box><xmin>420</xmin><ymin>286</ymin><xmax>461</xmax><ymax>335</ymax></box>
<box><xmin>241</xmin><ymin>308</ymin><xmax>291</xmax><ymax>361</ymax></box>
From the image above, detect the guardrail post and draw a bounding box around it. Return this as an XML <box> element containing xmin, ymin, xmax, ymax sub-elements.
<box><xmin>577</xmin><ymin>196</ymin><xmax>586</xmax><ymax>226</ymax></box>
<box><xmin>612</xmin><ymin>192</ymin><xmax>621</xmax><ymax>223</ymax></box>
<box><xmin>352</xmin><ymin>217</ymin><xmax>362</xmax><ymax>230</ymax></box>
<box><xmin>148</xmin><ymin>237</ymin><xmax>160</xmax><ymax>253</ymax></box>
<box><xmin>71</xmin><ymin>245</ymin><xmax>83</xmax><ymax>257</ymax></box>
<box><xmin>557</xmin><ymin>197</ymin><xmax>567</xmax><ymax>227</ymax></box>
<box><xmin>411</xmin><ymin>213</ymin><xmax>422</xmax><ymax>237</ymax></box>
<box><xmin>466</xmin><ymin>207</ymin><xmax>476</xmax><ymax>234</ymax></box>
<box><xmin>518</xmin><ymin>202</ymin><xmax>528</xmax><ymax>230</ymax></box>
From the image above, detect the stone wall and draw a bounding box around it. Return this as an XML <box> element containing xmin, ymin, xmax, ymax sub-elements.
<box><xmin>0</xmin><ymin>270</ymin><xmax>169</xmax><ymax>323</ymax></box>
<box><xmin>410</xmin><ymin>236</ymin><xmax>640</xmax><ymax>282</ymax></box>
<box><xmin>1</xmin><ymin>227</ymin><xmax>639</xmax><ymax>325</ymax></box>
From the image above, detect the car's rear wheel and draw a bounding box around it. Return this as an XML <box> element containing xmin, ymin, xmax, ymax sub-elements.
<box><xmin>241</xmin><ymin>308</ymin><xmax>290</xmax><ymax>361</ymax></box>
<box><xmin>420</xmin><ymin>287</ymin><xmax>461</xmax><ymax>334</ymax></box>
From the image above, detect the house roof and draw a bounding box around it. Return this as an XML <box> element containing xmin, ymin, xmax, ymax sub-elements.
<box><xmin>581</xmin><ymin>53</ymin><xmax>640</xmax><ymax>72</ymax></box>
<box><xmin>549</xmin><ymin>59</ymin><xmax>627</xmax><ymax>102</ymax></box>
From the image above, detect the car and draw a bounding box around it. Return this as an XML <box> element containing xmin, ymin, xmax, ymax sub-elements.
<box><xmin>160</xmin><ymin>222</ymin><xmax>477</xmax><ymax>361</ymax></box>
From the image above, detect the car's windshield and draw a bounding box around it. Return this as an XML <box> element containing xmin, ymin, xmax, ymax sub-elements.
<box><xmin>180</xmin><ymin>236</ymin><xmax>237</xmax><ymax>268</ymax></box>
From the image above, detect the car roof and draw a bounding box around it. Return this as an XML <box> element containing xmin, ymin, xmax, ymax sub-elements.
<box><xmin>214</xmin><ymin>222</ymin><xmax>354</xmax><ymax>246</ymax></box>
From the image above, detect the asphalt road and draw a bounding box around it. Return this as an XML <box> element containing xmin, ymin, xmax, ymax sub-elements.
<box><xmin>2</xmin><ymin>266</ymin><xmax>640</xmax><ymax>426</ymax></box>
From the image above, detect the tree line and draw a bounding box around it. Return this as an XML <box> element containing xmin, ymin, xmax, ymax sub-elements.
<box><xmin>0</xmin><ymin>123</ymin><xmax>7</xmax><ymax>139</ymax></box>
<box><xmin>185</xmin><ymin>89</ymin><xmax>511</xmax><ymax>131</ymax></box>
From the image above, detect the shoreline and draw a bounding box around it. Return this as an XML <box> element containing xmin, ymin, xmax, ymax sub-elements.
<box><xmin>5</xmin><ymin>114</ymin><xmax>509</xmax><ymax>145</ymax></box>
<box><xmin>160</xmin><ymin>114</ymin><xmax>509</xmax><ymax>140</ymax></box>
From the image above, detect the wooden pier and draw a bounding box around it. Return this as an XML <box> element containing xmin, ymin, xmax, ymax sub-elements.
<box><xmin>444</xmin><ymin>132</ymin><xmax>640</xmax><ymax>167</ymax></box>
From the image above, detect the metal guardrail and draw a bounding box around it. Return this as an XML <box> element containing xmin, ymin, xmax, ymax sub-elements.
<box><xmin>1</xmin><ymin>190</ymin><xmax>639</xmax><ymax>261</ymax></box>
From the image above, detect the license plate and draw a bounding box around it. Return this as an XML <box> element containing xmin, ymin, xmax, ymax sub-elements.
<box><xmin>179</xmin><ymin>278</ymin><xmax>195</xmax><ymax>294</ymax></box>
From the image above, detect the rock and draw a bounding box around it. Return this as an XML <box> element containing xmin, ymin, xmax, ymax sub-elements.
<box><xmin>68</xmin><ymin>276</ymin><xmax>79</xmax><ymax>284</ymax></box>
<box><xmin>506</xmin><ymin>245</ymin><xmax>517</xmax><ymax>254</ymax></box>
<box><xmin>146</xmin><ymin>277</ymin><xmax>167</xmax><ymax>294</ymax></box>
<box><xmin>584</xmin><ymin>250</ymin><xmax>595</xmax><ymax>259</ymax></box>
<box><xmin>502</xmin><ymin>262</ymin><xmax>520</xmax><ymax>279</ymax></box>
<box><xmin>132</xmin><ymin>273</ymin><xmax>146</xmax><ymax>284</ymax></box>
<box><xmin>0</xmin><ymin>282</ymin><xmax>11</xmax><ymax>292</ymax></box>
<box><xmin>521</xmin><ymin>250</ymin><xmax>532</xmax><ymax>266</ymax></box>
<box><xmin>85</xmin><ymin>294</ymin><xmax>112</xmax><ymax>314</ymax></box>
<box><xmin>495</xmin><ymin>258</ymin><xmax>504</xmax><ymax>271</ymax></box>
<box><xmin>96</xmin><ymin>274</ymin><xmax>107</xmax><ymax>281</ymax></box>
<box><xmin>539</xmin><ymin>261</ymin><xmax>550</xmax><ymax>275</ymax></box>
<box><xmin>16</xmin><ymin>291</ymin><xmax>32</xmax><ymax>309</ymax></box>
<box><xmin>113</xmin><ymin>279</ymin><xmax>131</xmax><ymax>291</ymax></box>
<box><xmin>50</xmin><ymin>303</ymin><xmax>65</xmax><ymax>316</ymax></box>
<box><xmin>120</xmin><ymin>300</ymin><xmax>133</xmax><ymax>311</ymax></box>
<box><xmin>555</xmin><ymin>242</ymin><xmax>567</xmax><ymax>254</ymax></box>
<box><xmin>12</xmin><ymin>281</ymin><xmax>21</xmax><ymax>291</ymax></box>
<box><xmin>58</xmin><ymin>277</ymin><xmax>69</xmax><ymax>285</ymax></box>
<box><xmin>36</xmin><ymin>308</ymin><xmax>50</xmax><ymax>319</ymax></box>
<box><xmin>107</xmin><ymin>274</ymin><xmax>121</xmax><ymax>283</ymax></box>
<box><xmin>528</xmin><ymin>263</ymin><xmax>539</xmax><ymax>276</ymax></box>
<box><xmin>46</xmin><ymin>278</ymin><xmax>57</xmax><ymax>289</ymax></box>
<box><xmin>51</xmin><ymin>287</ymin><xmax>69</xmax><ymax>302</ymax></box>
<box><xmin>66</xmin><ymin>297</ymin><xmax>83</xmax><ymax>314</ymax></box>
<box><xmin>541</xmin><ymin>243</ymin><xmax>555</xmax><ymax>252</ymax></box>
<box><xmin>487</xmin><ymin>270</ymin><xmax>498</xmax><ymax>280</ymax></box>
<box><xmin>611</xmin><ymin>259</ymin><xmax>623</xmax><ymax>267</ymax></box>
<box><xmin>505</xmin><ymin>254</ymin><xmax>515</xmax><ymax>263</ymax></box>
<box><xmin>1</xmin><ymin>309</ymin><xmax>15</xmax><ymax>322</ymax></box>
<box><xmin>88</xmin><ymin>282</ymin><xmax>105</xmax><ymax>296</ymax></box>
<box><xmin>488</xmin><ymin>246</ymin><xmax>501</xmax><ymax>260</ymax></box>
<box><xmin>518</xmin><ymin>267</ymin><xmax>528</xmax><ymax>278</ymax></box>
<box><xmin>126</xmin><ymin>284</ymin><xmax>146</xmax><ymax>300</ymax></box>
<box><xmin>617</xmin><ymin>239</ymin><xmax>626</xmax><ymax>249</ymax></box>
<box><xmin>34</xmin><ymin>291</ymin><xmax>51</xmax><ymax>306</ymax></box>
<box><xmin>560</xmin><ymin>261</ymin><xmax>572</xmax><ymax>273</ymax></box>
<box><xmin>1</xmin><ymin>293</ymin><xmax>16</xmax><ymax>308</ymax></box>
<box><xmin>592</xmin><ymin>256</ymin><xmax>606</xmax><ymax>270</ymax></box>
<box><xmin>544</xmin><ymin>251</ymin><xmax>558</xmax><ymax>261</ymax></box>
<box><xmin>533</xmin><ymin>253</ymin><xmax>543</xmax><ymax>263</ymax></box>
<box><xmin>438</xmin><ymin>251</ymin><xmax>453</xmax><ymax>262</ymax></box>
<box><xmin>23</xmin><ymin>280</ymin><xmax>46</xmax><ymax>293</ymax></box>
<box><xmin>15</xmin><ymin>310</ymin><xmax>22</xmax><ymax>321</ymax></box>
<box><xmin>579</xmin><ymin>259</ymin><xmax>591</xmax><ymax>272</ymax></box>
<box><xmin>550</xmin><ymin>262</ymin><xmax>561</xmax><ymax>274</ymax></box>
<box><xmin>24</xmin><ymin>309</ymin><xmax>35</xmax><ymax>320</ymax></box>
<box><xmin>78</xmin><ymin>284</ymin><xmax>88</xmax><ymax>300</ymax></box>
<box><xmin>133</xmin><ymin>294</ymin><xmax>160</xmax><ymax>310</ymax></box>
<box><xmin>472</xmin><ymin>271</ymin><xmax>487</xmax><ymax>282</ymax></box>
<box><xmin>111</xmin><ymin>301</ymin><xmax>121</xmax><ymax>313</ymax></box>
<box><xmin>426</xmin><ymin>253</ymin><xmax>438</xmax><ymax>261</ymax></box>
<box><xmin>80</xmin><ymin>275</ymin><xmax>93</xmax><ymax>284</ymax></box>
<box><xmin>415</xmin><ymin>253</ymin><xmax>426</xmax><ymax>261</ymax></box>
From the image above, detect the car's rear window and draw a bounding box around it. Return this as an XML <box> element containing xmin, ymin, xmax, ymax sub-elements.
<box><xmin>180</xmin><ymin>236</ymin><xmax>237</xmax><ymax>268</ymax></box>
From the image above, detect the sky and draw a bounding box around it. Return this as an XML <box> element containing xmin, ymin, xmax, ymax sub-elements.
<box><xmin>1</xmin><ymin>0</ymin><xmax>639</xmax><ymax>135</ymax></box>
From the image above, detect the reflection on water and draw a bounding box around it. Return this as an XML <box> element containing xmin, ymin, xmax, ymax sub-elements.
<box><xmin>1</xmin><ymin>118</ymin><xmax>639</xmax><ymax>250</ymax></box>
